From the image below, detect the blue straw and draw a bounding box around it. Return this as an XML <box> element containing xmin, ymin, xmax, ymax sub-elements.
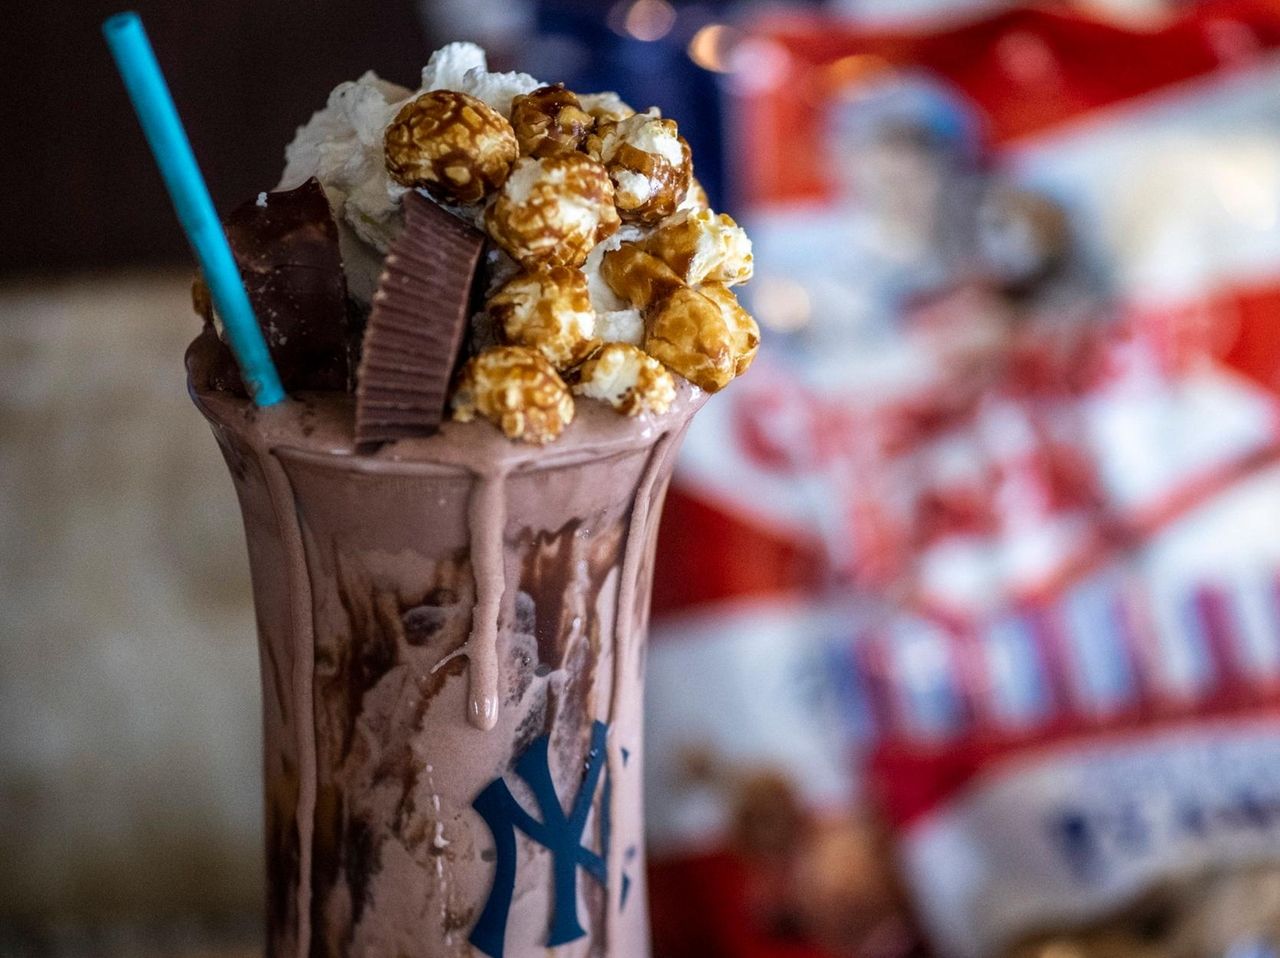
<box><xmin>103</xmin><ymin>12</ymin><xmax>285</xmax><ymax>407</ymax></box>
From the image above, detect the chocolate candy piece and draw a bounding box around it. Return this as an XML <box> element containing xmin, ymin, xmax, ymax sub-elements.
<box><xmin>355</xmin><ymin>192</ymin><xmax>485</xmax><ymax>445</ymax></box>
<box><xmin>223</xmin><ymin>178</ymin><xmax>352</xmax><ymax>391</ymax></box>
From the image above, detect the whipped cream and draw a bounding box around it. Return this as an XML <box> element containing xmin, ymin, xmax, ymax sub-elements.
<box><xmin>280</xmin><ymin>71</ymin><xmax>411</xmax><ymax>256</ymax></box>
<box><xmin>420</xmin><ymin>42</ymin><xmax>539</xmax><ymax>118</ymax></box>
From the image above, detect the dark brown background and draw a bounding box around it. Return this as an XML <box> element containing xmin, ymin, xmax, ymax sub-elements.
<box><xmin>1</xmin><ymin>0</ymin><xmax>430</xmax><ymax>277</ymax></box>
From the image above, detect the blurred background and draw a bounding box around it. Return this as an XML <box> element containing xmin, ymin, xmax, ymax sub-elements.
<box><xmin>6</xmin><ymin>0</ymin><xmax>1280</xmax><ymax>956</ymax></box>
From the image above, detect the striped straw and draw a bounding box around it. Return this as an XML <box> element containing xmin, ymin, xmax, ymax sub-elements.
<box><xmin>103</xmin><ymin>11</ymin><xmax>285</xmax><ymax>407</ymax></box>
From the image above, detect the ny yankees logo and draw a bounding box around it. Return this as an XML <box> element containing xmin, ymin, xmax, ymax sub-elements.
<box><xmin>469</xmin><ymin>720</ymin><xmax>615</xmax><ymax>958</ymax></box>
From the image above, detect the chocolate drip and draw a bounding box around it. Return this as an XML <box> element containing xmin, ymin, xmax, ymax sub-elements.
<box><xmin>461</xmin><ymin>469</ymin><xmax>508</xmax><ymax>731</ymax></box>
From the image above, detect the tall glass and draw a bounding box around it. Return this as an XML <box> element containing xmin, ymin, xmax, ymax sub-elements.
<box><xmin>189</xmin><ymin>341</ymin><xmax>701</xmax><ymax>958</ymax></box>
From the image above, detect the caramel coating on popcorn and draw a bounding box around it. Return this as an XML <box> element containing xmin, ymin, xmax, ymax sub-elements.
<box><xmin>601</xmin><ymin>243</ymin><xmax>684</xmax><ymax>309</ymax></box>
<box><xmin>574</xmin><ymin>343</ymin><xmax>676</xmax><ymax>416</ymax></box>
<box><xmin>510</xmin><ymin>84</ymin><xmax>594</xmax><ymax>158</ymax></box>
<box><xmin>589</xmin><ymin>111</ymin><xmax>692</xmax><ymax>224</ymax></box>
<box><xmin>642</xmin><ymin>283</ymin><xmax>758</xmax><ymax>392</ymax></box>
<box><xmin>485</xmin><ymin>154</ymin><xmax>621</xmax><ymax>268</ymax></box>
<box><xmin>385</xmin><ymin>90</ymin><xmax>518</xmax><ymax>204</ymax></box>
<box><xmin>701</xmin><ymin>282</ymin><xmax>760</xmax><ymax>377</ymax></box>
<box><xmin>451</xmin><ymin>346</ymin><xmax>575</xmax><ymax>444</ymax></box>
<box><xmin>644</xmin><ymin>286</ymin><xmax>738</xmax><ymax>392</ymax></box>
<box><xmin>487</xmin><ymin>266</ymin><xmax>599</xmax><ymax>368</ymax></box>
<box><xmin>640</xmin><ymin>208</ymin><xmax>754</xmax><ymax>286</ymax></box>
<box><xmin>602</xmin><ymin>243</ymin><xmax>757</xmax><ymax>390</ymax></box>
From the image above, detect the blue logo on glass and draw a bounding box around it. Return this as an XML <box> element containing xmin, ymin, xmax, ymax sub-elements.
<box><xmin>469</xmin><ymin>720</ymin><xmax>613</xmax><ymax>958</ymax></box>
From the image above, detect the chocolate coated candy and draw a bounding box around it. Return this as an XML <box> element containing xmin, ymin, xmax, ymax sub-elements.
<box><xmin>355</xmin><ymin>192</ymin><xmax>485</xmax><ymax>445</ymax></box>
<box><xmin>222</xmin><ymin>178</ymin><xmax>353</xmax><ymax>392</ymax></box>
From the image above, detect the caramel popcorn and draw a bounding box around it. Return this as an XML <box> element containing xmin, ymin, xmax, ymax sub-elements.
<box><xmin>600</xmin><ymin>241</ymin><xmax>758</xmax><ymax>390</ymax></box>
<box><xmin>574</xmin><ymin>343</ymin><xmax>676</xmax><ymax>416</ymax></box>
<box><xmin>509</xmin><ymin>84</ymin><xmax>594</xmax><ymax>158</ymax></box>
<box><xmin>579</xmin><ymin>91</ymin><xmax>635</xmax><ymax>125</ymax></box>
<box><xmin>384</xmin><ymin>90</ymin><xmax>518</xmax><ymax>204</ymax></box>
<box><xmin>589</xmin><ymin>110</ymin><xmax>692</xmax><ymax>224</ymax></box>
<box><xmin>640</xmin><ymin>208</ymin><xmax>754</xmax><ymax>286</ymax></box>
<box><xmin>643</xmin><ymin>283</ymin><xmax>760</xmax><ymax>393</ymax></box>
<box><xmin>485</xmin><ymin>154</ymin><xmax>621</xmax><ymax>268</ymax></box>
<box><xmin>643</xmin><ymin>287</ymin><xmax>735</xmax><ymax>392</ymax></box>
<box><xmin>700</xmin><ymin>282</ymin><xmax>760</xmax><ymax>377</ymax></box>
<box><xmin>600</xmin><ymin>243</ymin><xmax>685</xmax><ymax>309</ymax></box>
<box><xmin>487</xmin><ymin>266</ymin><xmax>599</xmax><ymax>368</ymax></box>
<box><xmin>680</xmin><ymin>176</ymin><xmax>710</xmax><ymax>212</ymax></box>
<box><xmin>451</xmin><ymin>346</ymin><xmax>575</xmax><ymax>443</ymax></box>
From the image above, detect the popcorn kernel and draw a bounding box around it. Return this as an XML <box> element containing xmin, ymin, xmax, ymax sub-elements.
<box><xmin>451</xmin><ymin>346</ymin><xmax>575</xmax><ymax>444</ymax></box>
<box><xmin>589</xmin><ymin>110</ymin><xmax>692</xmax><ymax>224</ymax></box>
<box><xmin>487</xmin><ymin>266</ymin><xmax>599</xmax><ymax>368</ymax></box>
<box><xmin>574</xmin><ymin>343</ymin><xmax>676</xmax><ymax>416</ymax></box>
<box><xmin>640</xmin><ymin>208</ymin><xmax>754</xmax><ymax>286</ymax></box>
<box><xmin>384</xmin><ymin>90</ymin><xmax>518</xmax><ymax>204</ymax></box>
<box><xmin>485</xmin><ymin>154</ymin><xmax>621</xmax><ymax>268</ymax></box>
<box><xmin>510</xmin><ymin>84</ymin><xmax>594</xmax><ymax>158</ymax></box>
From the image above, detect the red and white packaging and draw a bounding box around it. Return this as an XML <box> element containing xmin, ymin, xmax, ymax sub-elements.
<box><xmin>646</xmin><ymin>3</ymin><xmax>1280</xmax><ymax>956</ymax></box>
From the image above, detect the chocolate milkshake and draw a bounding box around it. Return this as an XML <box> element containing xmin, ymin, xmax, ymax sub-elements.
<box><xmin>191</xmin><ymin>347</ymin><xmax>701</xmax><ymax>956</ymax></box>
<box><xmin>187</xmin><ymin>41</ymin><xmax>757</xmax><ymax>958</ymax></box>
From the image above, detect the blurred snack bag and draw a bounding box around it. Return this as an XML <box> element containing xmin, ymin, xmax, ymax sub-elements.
<box><xmin>646</xmin><ymin>2</ymin><xmax>1280</xmax><ymax>957</ymax></box>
